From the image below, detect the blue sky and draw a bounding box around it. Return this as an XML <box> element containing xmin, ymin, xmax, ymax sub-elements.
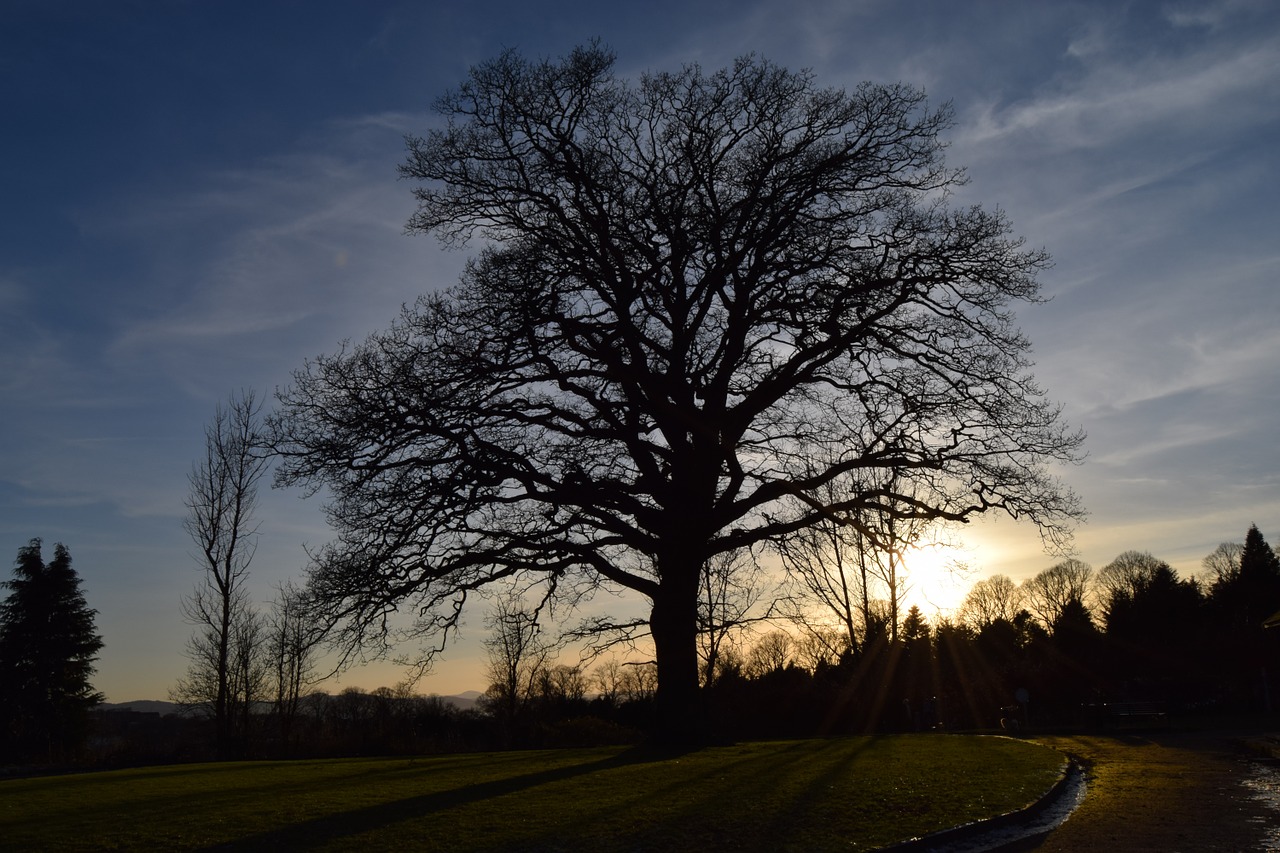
<box><xmin>3</xmin><ymin>0</ymin><xmax>1278</xmax><ymax>701</ymax></box>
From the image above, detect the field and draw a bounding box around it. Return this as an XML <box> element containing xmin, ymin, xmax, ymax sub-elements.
<box><xmin>1</xmin><ymin>735</ymin><xmax>1065</xmax><ymax>851</ymax></box>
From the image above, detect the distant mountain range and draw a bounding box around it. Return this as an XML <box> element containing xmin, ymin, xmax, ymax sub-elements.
<box><xmin>99</xmin><ymin>691</ymin><xmax>485</xmax><ymax>716</ymax></box>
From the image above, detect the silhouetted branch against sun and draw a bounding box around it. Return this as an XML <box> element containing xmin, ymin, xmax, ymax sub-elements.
<box><xmin>270</xmin><ymin>43</ymin><xmax>1085</xmax><ymax>743</ymax></box>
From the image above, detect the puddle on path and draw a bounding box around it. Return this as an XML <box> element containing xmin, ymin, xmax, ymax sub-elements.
<box><xmin>1240</xmin><ymin>759</ymin><xmax>1280</xmax><ymax>851</ymax></box>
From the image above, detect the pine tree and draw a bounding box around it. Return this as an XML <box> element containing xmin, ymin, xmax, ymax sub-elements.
<box><xmin>1214</xmin><ymin>525</ymin><xmax>1280</xmax><ymax>632</ymax></box>
<box><xmin>900</xmin><ymin>606</ymin><xmax>931</xmax><ymax>644</ymax></box>
<box><xmin>0</xmin><ymin>539</ymin><xmax>104</xmax><ymax>764</ymax></box>
<box><xmin>1206</xmin><ymin>525</ymin><xmax>1280</xmax><ymax>709</ymax></box>
<box><xmin>1240</xmin><ymin>525</ymin><xmax>1280</xmax><ymax>615</ymax></box>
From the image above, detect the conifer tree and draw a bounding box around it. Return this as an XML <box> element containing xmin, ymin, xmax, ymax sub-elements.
<box><xmin>1240</xmin><ymin>525</ymin><xmax>1280</xmax><ymax>609</ymax></box>
<box><xmin>0</xmin><ymin>539</ymin><xmax>104</xmax><ymax>764</ymax></box>
<box><xmin>1214</xmin><ymin>525</ymin><xmax>1280</xmax><ymax>631</ymax></box>
<box><xmin>1207</xmin><ymin>525</ymin><xmax>1280</xmax><ymax>709</ymax></box>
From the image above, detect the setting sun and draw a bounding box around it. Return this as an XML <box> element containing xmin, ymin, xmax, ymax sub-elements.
<box><xmin>902</xmin><ymin>543</ymin><xmax>974</xmax><ymax>617</ymax></box>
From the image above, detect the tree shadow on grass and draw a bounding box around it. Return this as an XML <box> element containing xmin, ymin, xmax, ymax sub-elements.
<box><xmin>540</xmin><ymin>737</ymin><xmax>890</xmax><ymax>852</ymax></box>
<box><xmin>198</xmin><ymin>745</ymin><xmax>688</xmax><ymax>851</ymax></box>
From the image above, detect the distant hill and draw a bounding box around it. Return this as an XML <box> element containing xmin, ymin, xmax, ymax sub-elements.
<box><xmin>437</xmin><ymin>691</ymin><xmax>483</xmax><ymax>711</ymax></box>
<box><xmin>98</xmin><ymin>700</ymin><xmax>185</xmax><ymax>716</ymax></box>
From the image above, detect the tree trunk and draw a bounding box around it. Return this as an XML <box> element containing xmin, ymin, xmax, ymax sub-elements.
<box><xmin>216</xmin><ymin>603</ymin><xmax>231</xmax><ymax>761</ymax></box>
<box><xmin>650</xmin><ymin>566</ymin><xmax>706</xmax><ymax>748</ymax></box>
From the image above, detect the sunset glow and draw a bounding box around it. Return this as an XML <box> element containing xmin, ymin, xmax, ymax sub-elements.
<box><xmin>3</xmin><ymin>3</ymin><xmax>1277</xmax><ymax>702</ymax></box>
<box><xmin>902</xmin><ymin>543</ymin><xmax>976</xmax><ymax>618</ymax></box>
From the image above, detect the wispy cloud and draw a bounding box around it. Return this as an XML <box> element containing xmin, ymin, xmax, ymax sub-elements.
<box><xmin>1163</xmin><ymin>0</ymin><xmax>1274</xmax><ymax>31</ymax></box>
<box><xmin>88</xmin><ymin>115</ymin><xmax>466</xmax><ymax>400</ymax></box>
<box><xmin>960</xmin><ymin>35</ymin><xmax>1280</xmax><ymax>154</ymax></box>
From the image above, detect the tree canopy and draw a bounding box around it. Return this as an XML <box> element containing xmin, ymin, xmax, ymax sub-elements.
<box><xmin>271</xmin><ymin>45</ymin><xmax>1084</xmax><ymax>741</ymax></box>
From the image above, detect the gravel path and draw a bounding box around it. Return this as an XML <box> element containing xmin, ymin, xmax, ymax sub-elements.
<box><xmin>1002</xmin><ymin>732</ymin><xmax>1280</xmax><ymax>851</ymax></box>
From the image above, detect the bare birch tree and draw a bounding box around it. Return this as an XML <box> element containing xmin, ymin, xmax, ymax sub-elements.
<box><xmin>173</xmin><ymin>390</ymin><xmax>268</xmax><ymax>758</ymax></box>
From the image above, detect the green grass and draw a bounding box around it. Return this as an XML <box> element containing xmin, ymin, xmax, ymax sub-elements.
<box><xmin>1</xmin><ymin>735</ymin><xmax>1065</xmax><ymax>852</ymax></box>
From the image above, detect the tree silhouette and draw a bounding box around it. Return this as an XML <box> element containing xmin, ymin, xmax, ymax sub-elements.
<box><xmin>264</xmin><ymin>582</ymin><xmax>322</xmax><ymax>752</ymax></box>
<box><xmin>1203</xmin><ymin>525</ymin><xmax>1280</xmax><ymax>709</ymax></box>
<box><xmin>1102</xmin><ymin>556</ymin><xmax>1203</xmax><ymax>702</ymax></box>
<box><xmin>271</xmin><ymin>45</ymin><xmax>1084</xmax><ymax>743</ymax></box>
<box><xmin>1096</xmin><ymin>551</ymin><xmax>1167</xmax><ymax>624</ymax></box>
<box><xmin>777</xmin><ymin>483</ymin><xmax>873</xmax><ymax>659</ymax></box>
<box><xmin>1212</xmin><ymin>525</ymin><xmax>1280</xmax><ymax>633</ymax></box>
<box><xmin>0</xmin><ymin>540</ymin><xmax>103</xmax><ymax>764</ymax></box>
<box><xmin>1200</xmin><ymin>541</ymin><xmax>1243</xmax><ymax>587</ymax></box>
<box><xmin>1239</xmin><ymin>525</ymin><xmax>1280</xmax><ymax>624</ymax></box>
<box><xmin>481</xmin><ymin>593</ymin><xmax>553</xmax><ymax>731</ymax></box>
<box><xmin>172</xmin><ymin>390</ymin><xmax>269</xmax><ymax>758</ymax></box>
<box><xmin>959</xmin><ymin>574</ymin><xmax>1023</xmax><ymax>630</ymax></box>
<box><xmin>1023</xmin><ymin>559</ymin><xmax>1092</xmax><ymax>629</ymax></box>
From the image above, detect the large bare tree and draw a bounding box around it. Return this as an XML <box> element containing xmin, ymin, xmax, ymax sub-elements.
<box><xmin>271</xmin><ymin>45</ymin><xmax>1084</xmax><ymax>742</ymax></box>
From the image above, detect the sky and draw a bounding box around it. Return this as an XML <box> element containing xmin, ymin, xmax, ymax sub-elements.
<box><xmin>2</xmin><ymin>0</ymin><xmax>1278</xmax><ymax>702</ymax></box>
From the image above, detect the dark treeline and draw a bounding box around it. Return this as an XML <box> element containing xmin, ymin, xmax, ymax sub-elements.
<box><xmin>87</xmin><ymin>683</ymin><xmax>653</xmax><ymax>767</ymax></box>
<box><xmin>710</xmin><ymin>525</ymin><xmax>1280</xmax><ymax>739</ymax></box>
<box><xmin>72</xmin><ymin>524</ymin><xmax>1280</xmax><ymax>769</ymax></box>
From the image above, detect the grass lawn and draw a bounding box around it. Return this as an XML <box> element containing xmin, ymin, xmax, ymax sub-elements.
<box><xmin>1</xmin><ymin>735</ymin><xmax>1065</xmax><ymax>852</ymax></box>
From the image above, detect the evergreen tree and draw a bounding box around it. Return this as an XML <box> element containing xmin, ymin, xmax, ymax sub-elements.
<box><xmin>1212</xmin><ymin>525</ymin><xmax>1280</xmax><ymax>632</ymax></box>
<box><xmin>899</xmin><ymin>605</ymin><xmax>934</xmax><ymax>723</ymax></box>
<box><xmin>1208</xmin><ymin>525</ymin><xmax>1280</xmax><ymax>709</ymax></box>
<box><xmin>0</xmin><ymin>540</ymin><xmax>104</xmax><ymax>764</ymax></box>
<box><xmin>1240</xmin><ymin>525</ymin><xmax>1280</xmax><ymax>621</ymax></box>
